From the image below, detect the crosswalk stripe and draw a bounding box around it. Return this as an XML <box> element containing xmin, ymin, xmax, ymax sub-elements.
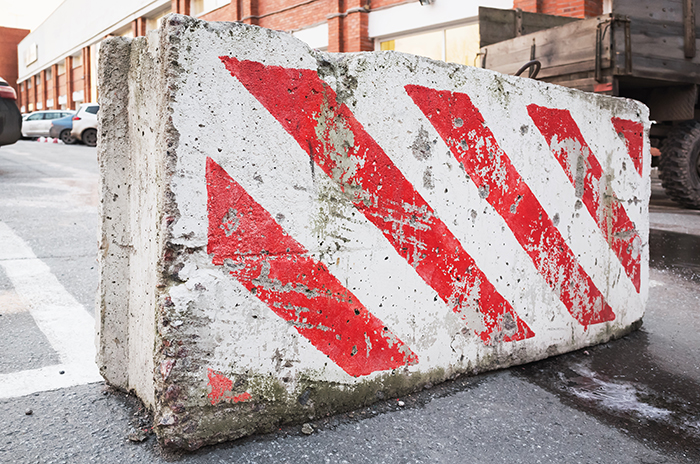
<box><xmin>0</xmin><ymin>221</ymin><xmax>101</xmax><ymax>398</ymax></box>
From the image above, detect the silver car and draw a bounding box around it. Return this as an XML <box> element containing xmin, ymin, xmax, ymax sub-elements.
<box><xmin>21</xmin><ymin>110</ymin><xmax>74</xmax><ymax>138</ymax></box>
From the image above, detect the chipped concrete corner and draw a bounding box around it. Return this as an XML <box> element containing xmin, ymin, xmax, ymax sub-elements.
<box><xmin>96</xmin><ymin>14</ymin><xmax>650</xmax><ymax>450</ymax></box>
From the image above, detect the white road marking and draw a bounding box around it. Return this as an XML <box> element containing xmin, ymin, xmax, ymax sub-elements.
<box><xmin>0</xmin><ymin>289</ymin><xmax>29</xmax><ymax>314</ymax></box>
<box><xmin>0</xmin><ymin>364</ymin><xmax>102</xmax><ymax>398</ymax></box>
<box><xmin>0</xmin><ymin>221</ymin><xmax>102</xmax><ymax>398</ymax></box>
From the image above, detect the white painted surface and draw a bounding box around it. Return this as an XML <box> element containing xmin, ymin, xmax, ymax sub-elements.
<box><xmin>0</xmin><ymin>222</ymin><xmax>101</xmax><ymax>399</ymax></box>
<box><xmin>17</xmin><ymin>0</ymin><xmax>170</xmax><ymax>82</ymax></box>
<box><xmin>163</xmin><ymin>24</ymin><xmax>648</xmax><ymax>392</ymax></box>
<box><xmin>292</xmin><ymin>22</ymin><xmax>329</xmax><ymax>50</ymax></box>
<box><xmin>98</xmin><ymin>17</ymin><xmax>650</xmax><ymax>445</ymax></box>
<box><xmin>368</xmin><ymin>0</ymin><xmax>511</xmax><ymax>39</ymax></box>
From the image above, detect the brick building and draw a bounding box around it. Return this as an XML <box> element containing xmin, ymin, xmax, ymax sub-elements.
<box><xmin>17</xmin><ymin>0</ymin><xmax>605</xmax><ymax>114</ymax></box>
<box><xmin>0</xmin><ymin>26</ymin><xmax>30</xmax><ymax>97</ymax></box>
<box><xmin>513</xmin><ymin>0</ymin><xmax>605</xmax><ymax>18</ymax></box>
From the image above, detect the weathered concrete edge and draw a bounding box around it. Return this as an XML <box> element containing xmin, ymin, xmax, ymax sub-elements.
<box><xmin>96</xmin><ymin>28</ymin><xmax>179</xmax><ymax>408</ymax></box>
<box><xmin>143</xmin><ymin>15</ymin><xmax>649</xmax><ymax>450</ymax></box>
<box><xmin>96</xmin><ymin>36</ymin><xmax>134</xmax><ymax>390</ymax></box>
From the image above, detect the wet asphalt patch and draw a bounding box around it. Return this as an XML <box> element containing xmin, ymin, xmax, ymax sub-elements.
<box><xmin>514</xmin><ymin>330</ymin><xmax>700</xmax><ymax>463</ymax></box>
<box><xmin>650</xmin><ymin>229</ymin><xmax>700</xmax><ymax>282</ymax></box>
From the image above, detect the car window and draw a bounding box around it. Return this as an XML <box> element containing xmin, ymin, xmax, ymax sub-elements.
<box><xmin>43</xmin><ymin>112</ymin><xmax>59</xmax><ymax>120</ymax></box>
<box><xmin>85</xmin><ymin>106</ymin><xmax>99</xmax><ymax>115</ymax></box>
<box><xmin>26</xmin><ymin>113</ymin><xmax>42</xmax><ymax>121</ymax></box>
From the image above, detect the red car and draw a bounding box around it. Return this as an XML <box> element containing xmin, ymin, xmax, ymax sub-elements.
<box><xmin>0</xmin><ymin>77</ymin><xmax>21</xmax><ymax>147</ymax></box>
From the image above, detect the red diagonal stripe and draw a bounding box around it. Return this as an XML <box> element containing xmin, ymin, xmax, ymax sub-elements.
<box><xmin>406</xmin><ymin>85</ymin><xmax>615</xmax><ymax>328</ymax></box>
<box><xmin>528</xmin><ymin>105</ymin><xmax>641</xmax><ymax>292</ymax></box>
<box><xmin>611</xmin><ymin>117</ymin><xmax>644</xmax><ymax>176</ymax></box>
<box><xmin>206</xmin><ymin>157</ymin><xmax>418</xmax><ymax>377</ymax></box>
<box><xmin>220</xmin><ymin>57</ymin><xmax>534</xmax><ymax>344</ymax></box>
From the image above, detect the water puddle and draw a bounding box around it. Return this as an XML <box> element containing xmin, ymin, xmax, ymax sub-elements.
<box><xmin>563</xmin><ymin>364</ymin><xmax>672</xmax><ymax>420</ymax></box>
<box><xmin>515</xmin><ymin>331</ymin><xmax>700</xmax><ymax>462</ymax></box>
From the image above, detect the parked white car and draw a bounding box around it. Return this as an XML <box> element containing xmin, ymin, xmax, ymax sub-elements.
<box><xmin>71</xmin><ymin>103</ymin><xmax>99</xmax><ymax>147</ymax></box>
<box><xmin>21</xmin><ymin>110</ymin><xmax>74</xmax><ymax>138</ymax></box>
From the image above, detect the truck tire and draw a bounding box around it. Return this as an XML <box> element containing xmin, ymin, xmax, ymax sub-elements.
<box><xmin>659</xmin><ymin>120</ymin><xmax>700</xmax><ymax>209</ymax></box>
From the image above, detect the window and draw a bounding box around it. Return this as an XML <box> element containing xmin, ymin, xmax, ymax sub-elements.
<box><xmin>192</xmin><ymin>0</ymin><xmax>230</xmax><ymax>16</ymax></box>
<box><xmin>380</xmin><ymin>30</ymin><xmax>443</xmax><ymax>61</ymax></box>
<box><xmin>114</xmin><ymin>24</ymin><xmax>134</xmax><ymax>38</ymax></box>
<box><xmin>378</xmin><ymin>22</ymin><xmax>481</xmax><ymax>67</ymax></box>
<box><xmin>24</xmin><ymin>43</ymin><xmax>37</xmax><ymax>66</ymax></box>
<box><xmin>147</xmin><ymin>8</ymin><xmax>170</xmax><ymax>31</ymax></box>
<box><xmin>27</xmin><ymin>79</ymin><xmax>32</xmax><ymax>89</ymax></box>
<box><xmin>46</xmin><ymin>68</ymin><xmax>52</xmax><ymax>80</ymax></box>
<box><xmin>445</xmin><ymin>24</ymin><xmax>480</xmax><ymax>67</ymax></box>
<box><xmin>72</xmin><ymin>54</ymin><xmax>82</xmax><ymax>68</ymax></box>
<box><xmin>58</xmin><ymin>62</ymin><xmax>65</xmax><ymax>75</ymax></box>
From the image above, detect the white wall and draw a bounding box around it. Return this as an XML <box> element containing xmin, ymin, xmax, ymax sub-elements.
<box><xmin>369</xmin><ymin>0</ymin><xmax>513</xmax><ymax>39</ymax></box>
<box><xmin>17</xmin><ymin>0</ymin><xmax>170</xmax><ymax>82</ymax></box>
<box><xmin>292</xmin><ymin>23</ymin><xmax>329</xmax><ymax>50</ymax></box>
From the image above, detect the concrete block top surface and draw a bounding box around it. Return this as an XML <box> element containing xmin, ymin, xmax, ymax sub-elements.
<box><xmin>97</xmin><ymin>14</ymin><xmax>650</xmax><ymax>449</ymax></box>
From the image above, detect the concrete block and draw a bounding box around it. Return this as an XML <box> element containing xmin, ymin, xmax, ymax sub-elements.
<box><xmin>96</xmin><ymin>14</ymin><xmax>650</xmax><ymax>449</ymax></box>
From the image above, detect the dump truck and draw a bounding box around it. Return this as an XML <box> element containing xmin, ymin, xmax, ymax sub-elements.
<box><xmin>479</xmin><ymin>1</ymin><xmax>700</xmax><ymax>209</ymax></box>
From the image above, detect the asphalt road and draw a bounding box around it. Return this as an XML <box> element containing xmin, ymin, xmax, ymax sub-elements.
<box><xmin>0</xmin><ymin>140</ymin><xmax>698</xmax><ymax>463</ymax></box>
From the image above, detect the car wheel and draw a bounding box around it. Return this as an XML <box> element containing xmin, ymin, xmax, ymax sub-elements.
<box><xmin>60</xmin><ymin>129</ymin><xmax>76</xmax><ymax>144</ymax></box>
<box><xmin>82</xmin><ymin>128</ymin><xmax>97</xmax><ymax>147</ymax></box>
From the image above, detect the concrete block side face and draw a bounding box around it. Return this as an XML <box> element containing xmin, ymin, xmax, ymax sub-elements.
<box><xmin>97</xmin><ymin>30</ymin><xmax>178</xmax><ymax>406</ymax></box>
<box><xmin>123</xmin><ymin>33</ymin><xmax>174</xmax><ymax>409</ymax></box>
<box><xmin>96</xmin><ymin>37</ymin><xmax>136</xmax><ymax>390</ymax></box>
<box><xmin>118</xmin><ymin>15</ymin><xmax>649</xmax><ymax>449</ymax></box>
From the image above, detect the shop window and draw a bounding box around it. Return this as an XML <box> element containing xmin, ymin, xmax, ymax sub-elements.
<box><xmin>445</xmin><ymin>23</ymin><xmax>480</xmax><ymax>67</ymax></box>
<box><xmin>378</xmin><ymin>22</ymin><xmax>480</xmax><ymax>67</ymax></box>
<box><xmin>192</xmin><ymin>0</ymin><xmax>230</xmax><ymax>16</ymax></box>
<box><xmin>380</xmin><ymin>30</ymin><xmax>443</xmax><ymax>61</ymax></box>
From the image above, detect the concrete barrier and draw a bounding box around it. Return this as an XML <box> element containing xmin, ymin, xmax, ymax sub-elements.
<box><xmin>97</xmin><ymin>14</ymin><xmax>650</xmax><ymax>449</ymax></box>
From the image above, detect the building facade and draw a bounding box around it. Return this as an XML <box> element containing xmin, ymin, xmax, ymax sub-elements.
<box><xmin>0</xmin><ymin>27</ymin><xmax>30</xmax><ymax>97</ymax></box>
<box><xmin>16</xmin><ymin>0</ymin><xmax>604</xmax><ymax>113</ymax></box>
<box><xmin>513</xmin><ymin>0</ymin><xmax>606</xmax><ymax>18</ymax></box>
